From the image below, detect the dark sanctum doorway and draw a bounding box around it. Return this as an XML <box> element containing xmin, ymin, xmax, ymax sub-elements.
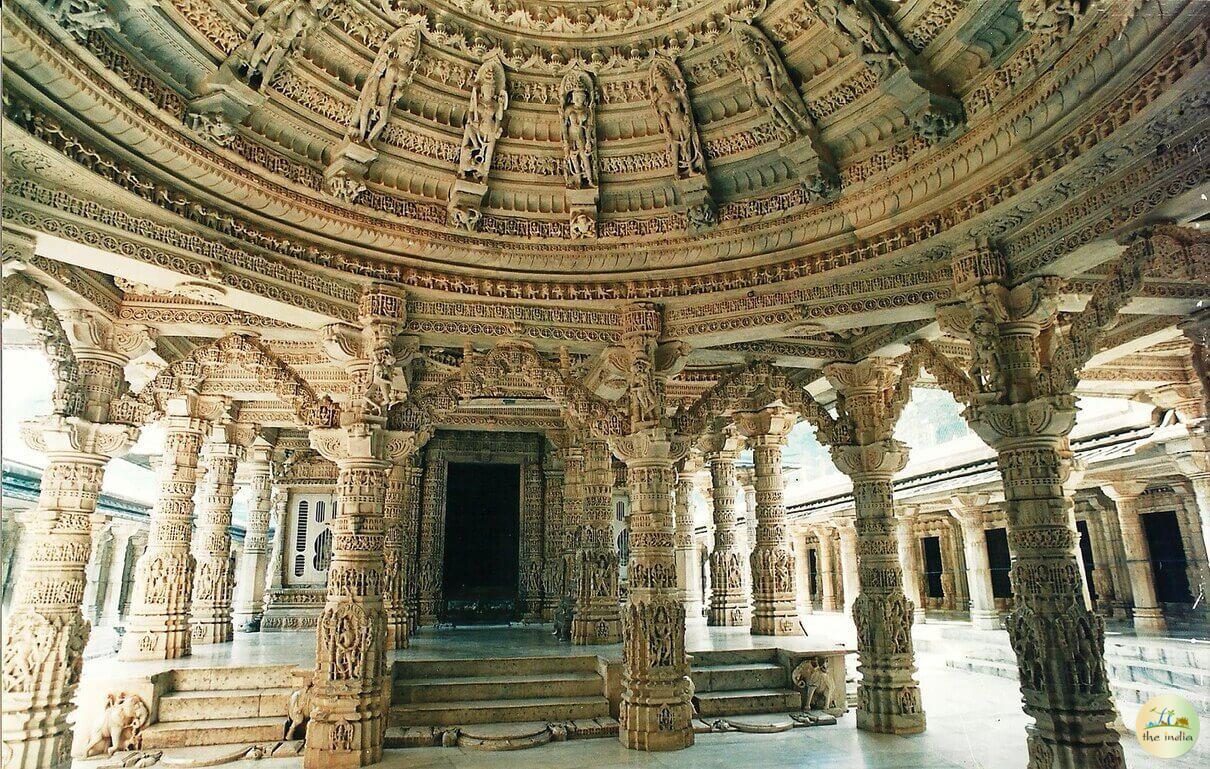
<box><xmin>442</xmin><ymin>462</ymin><xmax>521</xmax><ymax>624</ymax></box>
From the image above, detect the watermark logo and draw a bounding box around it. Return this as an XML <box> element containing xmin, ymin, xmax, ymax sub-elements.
<box><xmin>1136</xmin><ymin>694</ymin><xmax>1200</xmax><ymax>758</ymax></box>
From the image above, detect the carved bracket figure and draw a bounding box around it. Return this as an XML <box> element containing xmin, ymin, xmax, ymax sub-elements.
<box><xmin>560</xmin><ymin>66</ymin><xmax>600</xmax><ymax>239</ymax></box>
<box><xmin>809</xmin><ymin>0</ymin><xmax>964</xmax><ymax>143</ymax></box>
<box><xmin>449</xmin><ymin>55</ymin><xmax>508</xmax><ymax>230</ymax></box>
<box><xmin>732</xmin><ymin>21</ymin><xmax>840</xmax><ymax>201</ymax></box>
<box><xmin>648</xmin><ymin>55</ymin><xmax>715</xmax><ymax>233</ymax></box>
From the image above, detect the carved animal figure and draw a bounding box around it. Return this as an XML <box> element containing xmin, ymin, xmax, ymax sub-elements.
<box><xmin>284</xmin><ymin>680</ymin><xmax>313</xmax><ymax>739</ymax></box>
<box><xmin>81</xmin><ymin>692</ymin><xmax>151</xmax><ymax>757</ymax></box>
<box><xmin>791</xmin><ymin>657</ymin><xmax>836</xmax><ymax>710</ymax></box>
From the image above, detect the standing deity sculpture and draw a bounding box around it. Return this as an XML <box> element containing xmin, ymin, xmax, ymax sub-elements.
<box><xmin>648</xmin><ymin>56</ymin><xmax>706</xmax><ymax>179</ymax></box>
<box><xmin>457</xmin><ymin>57</ymin><xmax>509</xmax><ymax>183</ymax></box>
<box><xmin>811</xmin><ymin>0</ymin><xmax>912</xmax><ymax>77</ymax></box>
<box><xmin>560</xmin><ymin>67</ymin><xmax>598</xmax><ymax>190</ymax></box>
<box><xmin>734</xmin><ymin>23</ymin><xmax>813</xmax><ymax>142</ymax></box>
<box><xmin>229</xmin><ymin>0</ymin><xmax>332</xmax><ymax>91</ymax></box>
<box><xmin>347</xmin><ymin>23</ymin><xmax>422</xmax><ymax>146</ymax></box>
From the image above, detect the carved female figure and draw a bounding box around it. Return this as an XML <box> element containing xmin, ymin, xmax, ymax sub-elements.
<box><xmin>734</xmin><ymin>24</ymin><xmax>812</xmax><ymax>142</ymax></box>
<box><xmin>348</xmin><ymin>24</ymin><xmax>421</xmax><ymax>145</ymax></box>
<box><xmin>560</xmin><ymin>68</ymin><xmax>598</xmax><ymax>189</ymax></box>
<box><xmin>648</xmin><ymin>57</ymin><xmax>705</xmax><ymax>178</ymax></box>
<box><xmin>239</xmin><ymin>0</ymin><xmax>331</xmax><ymax>90</ymax></box>
<box><xmin>458</xmin><ymin>58</ymin><xmax>509</xmax><ymax>183</ymax></box>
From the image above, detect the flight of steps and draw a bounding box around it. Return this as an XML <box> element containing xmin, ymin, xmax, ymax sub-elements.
<box><xmin>140</xmin><ymin>665</ymin><xmax>298</xmax><ymax>749</ymax></box>
<box><xmin>386</xmin><ymin>655</ymin><xmax>616</xmax><ymax>748</ymax></box>
<box><xmin>921</xmin><ymin>626</ymin><xmax>1210</xmax><ymax>715</ymax></box>
<box><xmin>689</xmin><ymin>649</ymin><xmax>801</xmax><ymax>717</ymax></box>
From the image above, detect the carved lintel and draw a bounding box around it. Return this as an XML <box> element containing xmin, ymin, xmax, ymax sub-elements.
<box><xmin>566</xmin><ymin>187</ymin><xmax>599</xmax><ymax>240</ymax></box>
<box><xmin>448</xmin><ymin>178</ymin><xmax>489</xmax><ymax>232</ymax></box>
<box><xmin>323</xmin><ymin>141</ymin><xmax>378</xmax><ymax>204</ymax></box>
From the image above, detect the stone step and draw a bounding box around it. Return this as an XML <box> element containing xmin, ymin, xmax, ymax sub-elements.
<box><xmin>1110</xmin><ymin>678</ymin><xmax>1210</xmax><ymax>713</ymax></box>
<box><xmin>689</xmin><ymin>648</ymin><xmax>779</xmax><ymax>667</ymax></box>
<box><xmin>157</xmin><ymin>687</ymin><xmax>294</xmax><ymax>723</ymax></box>
<box><xmin>694</xmin><ymin>688</ymin><xmax>801</xmax><ymax>717</ymax></box>
<box><xmin>390</xmin><ymin>695</ymin><xmax>610</xmax><ymax>727</ymax></box>
<box><xmin>393</xmin><ymin>655</ymin><xmax>599</xmax><ymax>680</ymax></box>
<box><xmin>690</xmin><ymin>662</ymin><xmax>787</xmax><ymax>693</ymax></box>
<box><xmin>164</xmin><ymin>665</ymin><xmax>297</xmax><ymax>693</ymax></box>
<box><xmin>394</xmin><ymin>671</ymin><xmax>602</xmax><ymax>703</ymax></box>
<box><xmin>1105</xmin><ymin>658</ymin><xmax>1209</xmax><ymax>691</ymax></box>
<box><xmin>1103</xmin><ymin>639</ymin><xmax>1210</xmax><ymax>670</ymax></box>
<box><xmin>140</xmin><ymin>716</ymin><xmax>284</xmax><ymax>749</ymax></box>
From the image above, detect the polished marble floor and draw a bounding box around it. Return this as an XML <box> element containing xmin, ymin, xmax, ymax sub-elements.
<box><xmin>74</xmin><ymin>615</ymin><xmax>1208</xmax><ymax>768</ymax></box>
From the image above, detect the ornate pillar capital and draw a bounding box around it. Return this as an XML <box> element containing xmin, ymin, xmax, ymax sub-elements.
<box><xmin>824</xmin><ymin>357</ymin><xmax>904</xmax><ymax>447</ymax></box>
<box><xmin>19</xmin><ymin>415</ymin><xmax>137</xmax><ymax>461</ymax></box>
<box><xmin>1100</xmin><ymin>480</ymin><xmax>1149</xmax><ymax>503</ymax></box>
<box><xmin>608</xmin><ymin>427</ymin><xmax>691</xmax><ymax>468</ymax></box>
<box><xmin>699</xmin><ymin>428</ymin><xmax>742</xmax><ymax>462</ymax></box>
<box><xmin>830</xmin><ymin>440</ymin><xmax>909</xmax><ymax>482</ymax></box>
<box><xmin>733</xmin><ymin>406</ymin><xmax>796</xmax><ymax>445</ymax></box>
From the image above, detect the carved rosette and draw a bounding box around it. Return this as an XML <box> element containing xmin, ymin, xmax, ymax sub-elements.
<box><xmin>703</xmin><ymin>435</ymin><xmax>749</xmax><ymax>627</ymax></box>
<box><xmin>735</xmin><ymin>409</ymin><xmax>802</xmax><ymax>636</ymax></box>
<box><xmin>1</xmin><ymin>417</ymin><xmax>134</xmax><ymax>766</ymax></box>
<box><xmin>571</xmin><ymin>439</ymin><xmax>622</xmax><ymax>644</ymax></box>
<box><xmin>191</xmin><ymin>433</ymin><xmax>243</xmax><ymax>645</ymax></box>
<box><xmin>609</xmin><ymin>427</ymin><xmax>693</xmax><ymax>751</ymax></box>
<box><xmin>120</xmin><ymin>403</ymin><xmax>208</xmax><ymax>662</ymax></box>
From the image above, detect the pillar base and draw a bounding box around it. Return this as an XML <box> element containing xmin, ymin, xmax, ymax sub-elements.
<box><xmin>970</xmin><ymin>610</ymin><xmax>1000</xmax><ymax>631</ymax></box>
<box><xmin>751</xmin><ymin>613</ymin><xmax>804</xmax><ymax>636</ymax></box>
<box><xmin>190</xmin><ymin>620</ymin><xmax>233</xmax><ymax>646</ymax></box>
<box><xmin>118</xmin><ymin>623</ymin><xmax>191</xmax><ymax>661</ymax></box>
<box><xmin>618</xmin><ymin>702</ymin><xmax>694</xmax><ymax>751</ymax></box>
<box><xmin>1131</xmin><ymin>607</ymin><xmax>1167</xmax><ymax>633</ymax></box>
<box><xmin>707</xmin><ymin>596</ymin><xmax>749</xmax><ymax>627</ymax></box>
<box><xmin>857</xmin><ymin>708</ymin><xmax>927</xmax><ymax>735</ymax></box>
<box><xmin>571</xmin><ymin>616</ymin><xmax>621</xmax><ymax>645</ymax></box>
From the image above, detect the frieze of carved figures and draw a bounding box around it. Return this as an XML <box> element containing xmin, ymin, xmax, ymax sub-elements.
<box><xmin>80</xmin><ymin>692</ymin><xmax>151</xmax><ymax>757</ymax></box>
<box><xmin>458</xmin><ymin>56</ymin><xmax>509</xmax><ymax>184</ymax></box>
<box><xmin>226</xmin><ymin>0</ymin><xmax>333</xmax><ymax>91</ymax></box>
<box><xmin>317</xmin><ymin>602</ymin><xmax>376</xmax><ymax>683</ymax></box>
<box><xmin>2</xmin><ymin>611</ymin><xmax>88</xmax><ymax>695</ymax></box>
<box><xmin>791</xmin><ymin>657</ymin><xmax>836</xmax><ymax>710</ymax></box>
<box><xmin>347</xmin><ymin>23</ymin><xmax>422</xmax><ymax>146</ymax></box>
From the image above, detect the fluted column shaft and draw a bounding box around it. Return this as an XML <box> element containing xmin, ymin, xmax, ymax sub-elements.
<box><xmin>706</xmin><ymin>448</ymin><xmax>747</xmax><ymax>626</ymax></box>
<box><xmin>121</xmin><ymin>398</ymin><xmax>207</xmax><ymax>661</ymax></box>
<box><xmin>383</xmin><ymin>462</ymin><xmax>410</xmax><ymax>650</ymax></box>
<box><xmin>190</xmin><ymin>428</ymin><xmax>242</xmax><ymax>645</ymax></box>
<box><xmin>955</xmin><ymin>514</ymin><xmax>999</xmax><ymax>630</ymax></box>
<box><xmin>740</xmin><ymin>410</ymin><xmax>802</xmax><ymax>636</ymax></box>
<box><xmin>817</xmin><ymin>529</ymin><xmax>838</xmax><ymax>612</ymax></box>
<box><xmin>673</xmin><ymin>462</ymin><xmax>703</xmax><ymax>619</ymax></box>
<box><xmin>1104</xmin><ymin>486</ymin><xmax>1165</xmax><ymax>632</ymax></box>
<box><xmin>572</xmin><ymin>439</ymin><xmax>621</xmax><ymax>644</ymax></box>
<box><xmin>2</xmin><ymin>417</ymin><xmax>135</xmax><ymax>768</ymax></box>
<box><xmin>612</xmin><ymin>429</ymin><xmax>693</xmax><ymax>752</ymax></box>
<box><xmin>233</xmin><ymin>443</ymin><xmax>273</xmax><ymax>629</ymax></box>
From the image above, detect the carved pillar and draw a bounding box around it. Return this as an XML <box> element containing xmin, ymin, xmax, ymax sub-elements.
<box><xmin>704</xmin><ymin>433</ymin><xmax>748</xmax><ymax>626</ymax></box>
<box><xmin>610</xmin><ymin>428</ymin><xmax>693</xmax><ymax>751</ymax></box>
<box><xmin>99</xmin><ymin>526</ymin><xmax>135</xmax><ymax>627</ymax></box>
<box><xmin>403</xmin><ymin>459</ymin><xmax>423</xmax><ymax>636</ymax></box>
<box><xmin>120</xmin><ymin>394</ymin><xmax>210</xmax><ymax>661</ymax></box>
<box><xmin>1172</xmin><ymin>452</ymin><xmax>1210</xmax><ymax>595</ymax></box>
<box><xmin>264</xmin><ymin>489</ymin><xmax>288</xmax><ymax>599</ymax></box>
<box><xmin>951</xmin><ymin>501</ymin><xmax>1000</xmax><ymax>631</ymax></box>
<box><xmin>415</xmin><ymin>452</ymin><xmax>446</xmax><ymax>627</ymax></box>
<box><xmin>2</xmin><ymin>418</ymin><xmax>136</xmax><ymax>767</ymax></box>
<box><xmin>735</xmin><ymin>408</ymin><xmax>802</xmax><ymax>636</ymax></box>
<box><xmin>306</xmin><ymin>426</ymin><xmax>420</xmax><ymax>768</ymax></box>
<box><xmin>542</xmin><ymin>461</ymin><xmax>565</xmax><ymax>621</ymax></box>
<box><xmin>520</xmin><ymin>461</ymin><xmax>545</xmax><ymax>622</ymax></box>
<box><xmin>560</xmin><ymin>442</ymin><xmax>586</xmax><ymax>627</ymax></box>
<box><xmin>190</xmin><ymin>422</ymin><xmax>244</xmax><ymax>646</ymax></box>
<box><xmin>233</xmin><ymin>438</ymin><xmax>274</xmax><ymax>630</ymax></box>
<box><xmin>383</xmin><ymin>461</ymin><xmax>410</xmax><ymax>650</ymax></box>
<box><xmin>835</xmin><ymin>520</ymin><xmax>858</xmax><ymax>614</ymax></box>
<box><xmin>1103</xmin><ymin>483</ymin><xmax>1165</xmax><ymax>632</ymax></box>
<box><xmin>674</xmin><ymin>455</ymin><xmax>703</xmax><ymax>620</ymax></box>
<box><xmin>572</xmin><ymin>439</ymin><xmax>621</xmax><ymax>644</ymax></box>
<box><xmin>825</xmin><ymin>359</ymin><xmax>924</xmax><ymax>735</ymax></box>
<box><xmin>793</xmin><ymin>534</ymin><xmax>811</xmax><ymax>615</ymax></box>
<box><xmin>895</xmin><ymin>513</ymin><xmax>926</xmax><ymax>624</ymax></box>
<box><xmin>817</xmin><ymin>527</ymin><xmax>838</xmax><ymax>612</ymax></box>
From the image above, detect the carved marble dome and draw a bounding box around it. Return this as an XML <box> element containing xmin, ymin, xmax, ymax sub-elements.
<box><xmin>2</xmin><ymin>0</ymin><xmax>1206</xmax><ymax>303</ymax></box>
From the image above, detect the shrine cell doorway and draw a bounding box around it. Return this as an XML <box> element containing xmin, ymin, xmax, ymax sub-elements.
<box><xmin>442</xmin><ymin>462</ymin><xmax>522</xmax><ymax>624</ymax></box>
